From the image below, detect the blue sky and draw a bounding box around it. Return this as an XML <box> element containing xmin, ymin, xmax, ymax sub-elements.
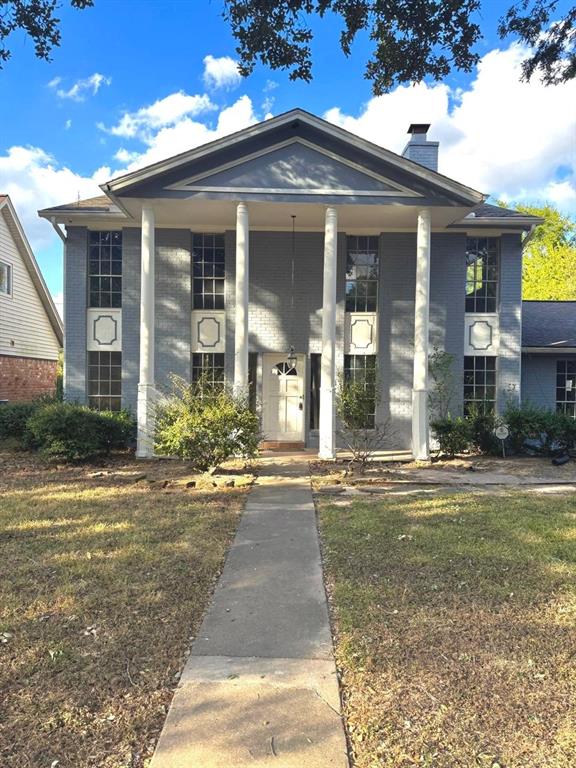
<box><xmin>0</xmin><ymin>0</ymin><xmax>574</xmax><ymax>312</ymax></box>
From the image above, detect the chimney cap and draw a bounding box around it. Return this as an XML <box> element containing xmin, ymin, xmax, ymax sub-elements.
<box><xmin>407</xmin><ymin>123</ymin><xmax>431</xmax><ymax>135</ymax></box>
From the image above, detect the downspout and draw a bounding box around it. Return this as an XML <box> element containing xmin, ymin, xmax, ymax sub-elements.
<box><xmin>50</xmin><ymin>217</ymin><xmax>66</xmax><ymax>242</ymax></box>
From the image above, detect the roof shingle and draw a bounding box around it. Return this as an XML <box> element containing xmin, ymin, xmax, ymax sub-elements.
<box><xmin>522</xmin><ymin>301</ymin><xmax>576</xmax><ymax>348</ymax></box>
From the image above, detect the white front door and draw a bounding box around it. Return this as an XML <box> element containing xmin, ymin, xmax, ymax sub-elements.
<box><xmin>262</xmin><ymin>353</ymin><xmax>305</xmax><ymax>442</ymax></box>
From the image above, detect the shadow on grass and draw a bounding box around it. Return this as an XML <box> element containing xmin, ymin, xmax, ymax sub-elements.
<box><xmin>0</xmin><ymin>475</ymin><xmax>244</xmax><ymax>768</ymax></box>
<box><xmin>318</xmin><ymin>492</ymin><xmax>576</xmax><ymax>768</ymax></box>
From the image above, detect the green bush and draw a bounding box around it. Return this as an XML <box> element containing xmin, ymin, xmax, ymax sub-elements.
<box><xmin>430</xmin><ymin>416</ymin><xmax>472</xmax><ymax>457</ymax></box>
<box><xmin>504</xmin><ymin>403</ymin><xmax>576</xmax><ymax>454</ymax></box>
<box><xmin>155</xmin><ymin>375</ymin><xmax>260</xmax><ymax>471</ymax></box>
<box><xmin>0</xmin><ymin>402</ymin><xmax>40</xmax><ymax>440</ymax></box>
<box><xmin>466</xmin><ymin>407</ymin><xmax>499</xmax><ymax>454</ymax></box>
<box><xmin>25</xmin><ymin>403</ymin><xmax>135</xmax><ymax>461</ymax></box>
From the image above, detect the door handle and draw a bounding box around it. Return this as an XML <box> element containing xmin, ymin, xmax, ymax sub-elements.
<box><xmin>299</xmin><ymin>398</ymin><xmax>303</xmax><ymax>411</ymax></box>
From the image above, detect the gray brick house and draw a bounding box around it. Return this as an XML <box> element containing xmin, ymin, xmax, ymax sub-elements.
<box><xmin>39</xmin><ymin>109</ymin><xmax>573</xmax><ymax>458</ymax></box>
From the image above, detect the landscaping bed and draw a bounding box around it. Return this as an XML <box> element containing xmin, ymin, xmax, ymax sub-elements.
<box><xmin>317</xmin><ymin>490</ymin><xmax>576</xmax><ymax>767</ymax></box>
<box><xmin>0</xmin><ymin>446</ymin><xmax>253</xmax><ymax>767</ymax></box>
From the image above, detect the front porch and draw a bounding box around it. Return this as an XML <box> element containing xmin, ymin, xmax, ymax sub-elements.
<box><xmin>130</xmin><ymin>199</ymin><xmax>436</xmax><ymax>461</ymax></box>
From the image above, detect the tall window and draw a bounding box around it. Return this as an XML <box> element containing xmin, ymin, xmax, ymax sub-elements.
<box><xmin>345</xmin><ymin>236</ymin><xmax>379</xmax><ymax>312</ymax></box>
<box><xmin>192</xmin><ymin>353</ymin><xmax>225</xmax><ymax>387</ymax></box>
<box><xmin>463</xmin><ymin>356</ymin><xmax>496</xmax><ymax>415</ymax></box>
<box><xmin>556</xmin><ymin>359</ymin><xmax>576</xmax><ymax>418</ymax></box>
<box><xmin>344</xmin><ymin>355</ymin><xmax>377</xmax><ymax>428</ymax></box>
<box><xmin>465</xmin><ymin>237</ymin><xmax>499</xmax><ymax>313</ymax></box>
<box><xmin>0</xmin><ymin>261</ymin><xmax>12</xmax><ymax>295</ymax></box>
<box><xmin>193</xmin><ymin>233</ymin><xmax>225</xmax><ymax>310</ymax></box>
<box><xmin>310</xmin><ymin>354</ymin><xmax>321</xmax><ymax>430</ymax></box>
<box><xmin>88</xmin><ymin>231</ymin><xmax>122</xmax><ymax>308</ymax></box>
<box><xmin>88</xmin><ymin>351</ymin><xmax>122</xmax><ymax>411</ymax></box>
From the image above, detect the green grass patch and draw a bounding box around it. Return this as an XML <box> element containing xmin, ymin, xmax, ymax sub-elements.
<box><xmin>318</xmin><ymin>492</ymin><xmax>576</xmax><ymax>767</ymax></box>
<box><xmin>0</xmin><ymin>452</ymin><xmax>244</xmax><ymax>767</ymax></box>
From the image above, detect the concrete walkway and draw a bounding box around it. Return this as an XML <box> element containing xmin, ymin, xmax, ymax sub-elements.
<box><xmin>150</xmin><ymin>460</ymin><xmax>349</xmax><ymax>768</ymax></box>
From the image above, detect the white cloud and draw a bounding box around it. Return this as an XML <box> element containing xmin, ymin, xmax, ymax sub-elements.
<box><xmin>203</xmin><ymin>55</ymin><xmax>242</xmax><ymax>90</ymax></box>
<box><xmin>100</xmin><ymin>91</ymin><xmax>215</xmax><ymax>140</ymax></box>
<box><xmin>114</xmin><ymin>95</ymin><xmax>259</xmax><ymax>172</ymax></box>
<box><xmin>0</xmin><ymin>145</ymin><xmax>109</xmax><ymax>251</ymax></box>
<box><xmin>52</xmin><ymin>291</ymin><xmax>63</xmax><ymax>319</ymax></box>
<box><xmin>64</xmin><ymin>119</ymin><xmax>72</xmax><ymax>130</ymax></box>
<box><xmin>51</xmin><ymin>73</ymin><xmax>112</xmax><ymax>102</ymax></box>
<box><xmin>325</xmin><ymin>42</ymin><xmax>576</xmax><ymax>212</ymax></box>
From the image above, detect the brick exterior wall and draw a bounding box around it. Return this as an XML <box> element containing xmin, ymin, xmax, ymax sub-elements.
<box><xmin>0</xmin><ymin>354</ymin><xmax>57</xmax><ymax>402</ymax></box>
<box><xmin>63</xmin><ymin>227</ymin><xmax>88</xmax><ymax>403</ymax></box>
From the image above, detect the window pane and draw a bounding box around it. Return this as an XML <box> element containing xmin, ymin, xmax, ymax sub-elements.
<box><xmin>88</xmin><ymin>231</ymin><xmax>122</xmax><ymax>307</ymax></box>
<box><xmin>465</xmin><ymin>237</ymin><xmax>499</xmax><ymax>313</ymax></box>
<box><xmin>346</xmin><ymin>236</ymin><xmax>379</xmax><ymax>314</ymax></box>
<box><xmin>192</xmin><ymin>233</ymin><xmax>226</xmax><ymax>309</ymax></box>
<box><xmin>88</xmin><ymin>351</ymin><xmax>122</xmax><ymax>411</ymax></box>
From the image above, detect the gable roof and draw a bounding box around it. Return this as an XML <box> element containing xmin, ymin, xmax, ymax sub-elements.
<box><xmin>522</xmin><ymin>301</ymin><xmax>576</xmax><ymax>350</ymax></box>
<box><xmin>0</xmin><ymin>195</ymin><xmax>63</xmax><ymax>345</ymax></box>
<box><xmin>99</xmin><ymin>108</ymin><xmax>485</xmax><ymax>207</ymax></box>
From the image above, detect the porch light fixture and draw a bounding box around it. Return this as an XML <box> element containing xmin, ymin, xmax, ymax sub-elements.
<box><xmin>287</xmin><ymin>345</ymin><xmax>297</xmax><ymax>370</ymax></box>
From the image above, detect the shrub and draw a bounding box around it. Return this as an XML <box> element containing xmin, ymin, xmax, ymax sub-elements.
<box><xmin>503</xmin><ymin>403</ymin><xmax>576</xmax><ymax>454</ymax></box>
<box><xmin>430</xmin><ymin>416</ymin><xmax>472</xmax><ymax>457</ymax></box>
<box><xmin>0</xmin><ymin>402</ymin><xmax>39</xmax><ymax>440</ymax></box>
<box><xmin>155</xmin><ymin>375</ymin><xmax>260</xmax><ymax>471</ymax></box>
<box><xmin>25</xmin><ymin>403</ymin><xmax>135</xmax><ymax>461</ymax></box>
<box><xmin>466</xmin><ymin>407</ymin><xmax>499</xmax><ymax>454</ymax></box>
<box><xmin>336</xmin><ymin>369</ymin><xmax>394</xmax><ymax>470</ymax></box>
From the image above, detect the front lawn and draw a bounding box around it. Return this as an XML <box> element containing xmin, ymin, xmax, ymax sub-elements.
<box><xmin>0</xmin><ymin>450</ymin><xmax>249</xmax><ymax>767</ymax></box>
<box><xmin>318</xmin><ymin>491</ymin><xmax>576</xmax><ymax>767</ymax></box>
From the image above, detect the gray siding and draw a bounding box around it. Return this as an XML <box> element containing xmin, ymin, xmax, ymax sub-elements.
<box><xmin>63</xmin><ymin>227</ymin><xmax>87</xmax><ymax>403</ymax></box>
<box><xmin>498</xmin><ymin>233</ymin><xmax>523</xmax><ymax>410</ymax></box>
<box><xmin>522</xmin><ymin>353</ymin><xmax>576</xmax><ymax>410</ymax></box>
<box><xmin>121</xmin><ymin>228</ymin><xmax>141</xmax><ymax>413</ymax></box>
<box><xmin>155</xmin><ymin>229</ymin><xmax>191</xmax><ymax>394</ymax></box>
<box><xmin>430</xmin><ymin>233</ymin><xmax>467</xmax><ymax>416</ymax></box>
<box><xmin>378</xmin><ymin>233</ymin><xmax>415</xmax><ymax>449</ymax></box>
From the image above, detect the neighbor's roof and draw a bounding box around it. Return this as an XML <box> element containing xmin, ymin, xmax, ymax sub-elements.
<box><xmin>0</xmin><ymin>195</ymin><xmax>63</xmax><ymax>345</ymax></box>
<box><xmin>522</xmin><ymin>301</ymin><xmax>576</xmax><ymax>350</ymax></box>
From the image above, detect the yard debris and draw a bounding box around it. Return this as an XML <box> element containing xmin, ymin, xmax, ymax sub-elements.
<box><xmin>0</xmin><ymin>631</ymin><xmax>13</xmax><ymax>643</ymax></box>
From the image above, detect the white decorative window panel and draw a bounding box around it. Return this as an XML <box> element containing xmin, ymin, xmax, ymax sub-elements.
<box><xmin>192</xmin><ymin>310</ymin><xmax>225</xmax><ymax>353</ymax></box>
<box><xmin>344</xmin><ymin>312</ymin><xmax>378</xmax><ymax>355</ymax></box>
<box><xmin>87</xmin><ymin>308</ymin><xmax>122</xmax><ymax>351</ymax></box>
<box><xmin>464</xmin><ymin>315</ymin><xmax>499</xmax><ymax>355</ymax></box>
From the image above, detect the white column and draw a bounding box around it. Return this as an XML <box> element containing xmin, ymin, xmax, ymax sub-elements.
<box><xmin>234</xmin><ymin>203</ymin><xmax>249</xmax><ymax>393</ymax></box>
<box><xmin>319</xmin><ymin>206</ymin><xmax>338</xmax><ymax>460</ymax></box>
<box><xmin>136</xmin><ymin>206</ymin><xmax>156</xmax><ymax>458</ymax></box>
<box><xmin>412</xmin><ymin>208</ymin><xmax>432</xmax><ymax>461</ymax></box>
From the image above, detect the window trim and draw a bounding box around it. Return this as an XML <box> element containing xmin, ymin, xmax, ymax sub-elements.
<box><xmin>87</xmin><ymin>350</ymin><xmax>122</xmax><ymax>411</ymax></box>
<box><xmin>463</xmin><ymin>355</ymin><xmax>497</xmax><ymax>415</ymax></box>
<box><xmin>345</xmin><ymin>235</ymin><xmax>380</xmax><ymax>313</ymax></box>
<box><xmin>191</xmin><ymin>352</ymin><xmax>226</xmax><ymax>388</ymax></box>
<box><xmin>88</xmin><ymin>230</ymin><xmax>123</xmax><ymax>309</ymax></box>
<box><xmin>0</xmin><ymin>260</ymin><xmax>12</xmax><ymax>297</ymax></box>
<box><xmin>556</xmin><ymin>359</ymin><xmax>576</xmax><ymax>418</ymax></box>
<box><xmin>192</xmin><ymin>233</ymin><xmax>226</xmax><ymax>311</ymax></box>
<box><xmin>343</xmin><ymin>354</ymin><xmax>377</xmax><ymax>429</ymax></box>
<box><xmin>465</xmin><ymin>237</ymin><xmax>500</xmax><ymax>314</ymax></box>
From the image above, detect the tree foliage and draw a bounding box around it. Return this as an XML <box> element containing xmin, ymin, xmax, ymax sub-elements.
<box><xmin>0</xmin><ymin>0</ymin><xmax>93</xmax><ymax>68</ymax></box>
<box><xmin>224</xmin><ymin>0</ymin><xmax>576</xmax><ymax>94</ymax></box>
<box><xmin>510</xmin><ymin>203</ymin><xmax>576</xmax><ymax>300</ymax></box>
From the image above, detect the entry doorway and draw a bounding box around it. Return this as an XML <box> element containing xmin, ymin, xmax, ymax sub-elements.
<box><xmin>261</xmin><ymin>353</ymin><xmax>305</xmax><ymax>443</ymax></box>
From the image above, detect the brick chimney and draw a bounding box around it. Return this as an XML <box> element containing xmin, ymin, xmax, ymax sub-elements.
<box><xmin>402</xmin><ymin>123</ymin><xmax>439</xmax><ymax>172</ymax></box>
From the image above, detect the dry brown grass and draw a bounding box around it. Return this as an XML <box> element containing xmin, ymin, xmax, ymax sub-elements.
<box><xmin>0</xmin><ymin>448</ymin><xmax>250</xmax><ymax>767</ymax></box>
<box><xmin>318</xmin><ymin>491</ymin><xmax>576</xmax><ymax>768</ymax></box>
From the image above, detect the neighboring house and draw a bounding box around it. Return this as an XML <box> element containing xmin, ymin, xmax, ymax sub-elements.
<box><xmin>1</xmin><ymin>195</ymin><xmax>63</xmax><ymax>403</ymax></box>
<box><xmin>40</xmin><ymin>108</ymin><xmax>551</xmax><ymax>459</ymax></box>
<box><xmin>522</xmin><ymin>301</ymin><xmax>576</xmax><ymax>417</ymax></box>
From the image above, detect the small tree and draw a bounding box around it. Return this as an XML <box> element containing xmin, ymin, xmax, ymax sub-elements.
<box><xmin>155</xmin><ymin>374</ymin><xmax>260</xmax><ymax>471</ymax></box>
<box><xmin>428</xmin><ymin>346</ymin><xmax>456</xmax><ymax>420</ymax></box>
<box><xmin>336</xmin><ymin>366</ymin><xmax>393</xmax><ymax>472</ymax></box>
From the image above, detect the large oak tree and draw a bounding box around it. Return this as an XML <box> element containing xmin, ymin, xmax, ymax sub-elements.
<box><xmin>224</xmin><ymin>0</ymin><xmax>576</xmax><ymax>93</ymax></box>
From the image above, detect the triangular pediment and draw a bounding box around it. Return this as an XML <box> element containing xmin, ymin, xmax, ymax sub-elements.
<box><xmin>165</xmin><ymin>139</ymin><xmax>419</xmax><ymax>197</ymax></box>
<box><xmin>102</xmin><ymin>109</ymin><xmax>484</xmax><ymax>207</ymax></box>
